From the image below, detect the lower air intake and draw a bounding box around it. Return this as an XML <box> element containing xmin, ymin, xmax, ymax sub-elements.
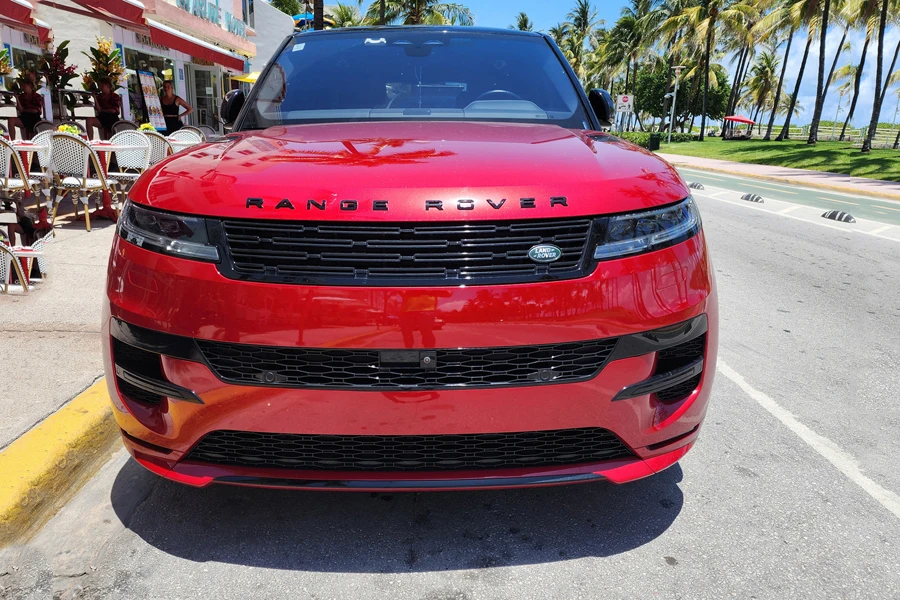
<box><xmin>187</xmin><ymin>428</ymin><xmax>633</xmax><ymax>471</ymax></box>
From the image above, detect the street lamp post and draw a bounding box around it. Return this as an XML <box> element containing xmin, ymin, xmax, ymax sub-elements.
<box><xmin>667</xmin><ymin>66</ymin><xmax>685</xmax><ymax>144</ymax></box>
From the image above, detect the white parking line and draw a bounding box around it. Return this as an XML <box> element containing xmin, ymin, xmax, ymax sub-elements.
<box><xmin>718</xmin><ymin>361</ymin><xmax>900</xmax><ymax>521</ymax></box>
<box><xmin>692</xmin><ymin>192</ymin><xmax>900</xmax><ymax>242</ymax></box>
<box><xmin>820</xmin><ymin>197</ymin><xmax>859</xmax><ymax>206</ymax></box>
<box><xmin>875</xmin><ymin>204</ymin><xmax>900</xmax><ymax>213</ymax></box>
<box><xmin>777</xmin><ymin>205</ymin><xmax>802</xmax><ymax>214</ymax></box>
<box><xmin>870</xmin><ymin>225</ymin><xmax>894</xmax><ymax>234</ymax></box>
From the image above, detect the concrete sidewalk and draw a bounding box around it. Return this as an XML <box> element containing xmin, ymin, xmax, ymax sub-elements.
<box><xmin>0</xmin><ymin>218</ymin><xmax>114</xmax><ymax>450</ymax></box>
<box><xmin>656</xmin><ymin>153</ymin><xmax>900</xmax><ymax>201</ymax></box>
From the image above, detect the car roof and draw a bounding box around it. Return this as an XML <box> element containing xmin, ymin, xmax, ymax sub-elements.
<box><xmin>293</xmin><ymin>26</ymin><xmax>545</xmax><ymax>39</ymax></box>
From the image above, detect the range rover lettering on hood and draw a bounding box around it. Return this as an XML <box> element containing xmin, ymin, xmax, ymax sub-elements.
<box><xmin>245</xmin><ymin>197</ymin><xmax>569</xmax><ymax>212</ymax></box>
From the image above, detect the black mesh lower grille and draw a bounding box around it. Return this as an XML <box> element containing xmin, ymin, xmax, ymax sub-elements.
<box><xmin>196</xmin><ymin>338</ymin><xmax>618</xmax><ymax>390</ymax></box>
<box><xmin>187</xmin><ymin>428</ymin><xmax>633</xmax><ymax>471</ymax></box>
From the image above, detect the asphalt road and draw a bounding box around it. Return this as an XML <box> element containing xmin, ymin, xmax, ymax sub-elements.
<box><xmin>3</xmin><ymin>171</ymin><xmax>900</xmax><ymax>599</ymax></box>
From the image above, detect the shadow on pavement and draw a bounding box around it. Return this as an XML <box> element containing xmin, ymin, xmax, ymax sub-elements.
<box><xmin>110</xmin><ymin>457</ymin><xmax>684</xmax><ymax>572</ymax></box>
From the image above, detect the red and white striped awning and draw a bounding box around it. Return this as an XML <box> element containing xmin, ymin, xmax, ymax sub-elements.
<box><xmin>0</xmin><ymin>0</ymin><xmax>52</xmax><ymax>44</ymax></box>
<box><xmin>147</xmin><ymin>19</ymin><xmax>245</xmax><ymax>72</ymax></box>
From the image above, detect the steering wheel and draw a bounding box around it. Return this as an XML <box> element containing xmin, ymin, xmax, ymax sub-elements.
<box><xmin>475</xmin><ymin>90</ymin><xmax>522</xmax><ymax>101</ymax></box>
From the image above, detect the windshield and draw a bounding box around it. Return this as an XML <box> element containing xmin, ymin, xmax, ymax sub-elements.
<box><xmin>238</xmin><ymin>29</ymin><xmax>590</xmax><ymax>130</ymax></box>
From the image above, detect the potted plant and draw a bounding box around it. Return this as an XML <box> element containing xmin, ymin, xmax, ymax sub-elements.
<box><xmin>0</xmin><ymin>49</ymin><xmax>12</xmax><ymax>89</ymax></box>
<box><xmin>82</xmin><ymin>37</ymin><xmax>125</xmax><ymax>93</ymax></box>
<box><xmin>40</xmin><ymin>41</ymin><xmax>78</xmax><ymax>120</ymax></box>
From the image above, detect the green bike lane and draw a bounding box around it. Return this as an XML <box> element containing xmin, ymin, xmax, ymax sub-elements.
<box><xmin>676</xmin><ymin>167</ymin><xmax>900</xmax><ymax>227</ymax></box>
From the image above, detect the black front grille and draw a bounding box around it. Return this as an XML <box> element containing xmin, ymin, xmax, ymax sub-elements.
<box><xmin>215</xmin><ymin>217</ymin><xmax>594</xmax><ymax>286</ymax></box>
<box><xmin>187</xmin><ymin>428</ymin><xmax>633</xmax><ymax>471</ymax></box>
<box><xmin>196</xmin><ymin>338</ymin><xmax>618</xmax><ymax>390</ymax></box>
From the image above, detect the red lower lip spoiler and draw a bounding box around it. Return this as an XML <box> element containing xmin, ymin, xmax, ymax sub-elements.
<box><xmin>130</xmin><ymin>443</ymin><xmax>692</xmax><ymax>490</ymax></box>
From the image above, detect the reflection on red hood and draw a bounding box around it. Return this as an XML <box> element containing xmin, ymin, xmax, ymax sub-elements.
<box><xmin>129</xmin><ymin>121</ymin><xmax>689</xmax><ymax>221</ymax></box>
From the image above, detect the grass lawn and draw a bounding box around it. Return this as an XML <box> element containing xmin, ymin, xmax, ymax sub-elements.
<box><xmin>659</xmin><ymin>137</ymin><xmax>900</xmax><ymax>182</ymax></box>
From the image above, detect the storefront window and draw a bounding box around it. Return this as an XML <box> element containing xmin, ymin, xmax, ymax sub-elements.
<box><xmin>12</xmin><ymin>48</ymin><xmax>41</xmax><ymax>73</ymax></box>
<box><xmin>243</xmin><ymin>0</ymin><xmax>254</xmax><ymax>28</ymax></box>
<box><xmin>124</xmin><ymin>48</ymin><xmax>174</xmax><ymax>124</ymax></box>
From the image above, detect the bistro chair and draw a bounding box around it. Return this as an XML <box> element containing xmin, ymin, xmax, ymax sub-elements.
<box><xmin>144</xmin><ymin>130</ymin><xmax>174</xmax><ymax>166</ymax></box>
<box><xmin>49</xmin><ymin>132</ymin><xmax>116</xmax><ymax>232</ymax></box>
<box><xmin>196</xmin><ymin>125</ymin><xmax>218</xmax><ymax>139</ymax></box>
<box><xmin>168</xmin><ymin>129</ymin><xmax>203</xmax><ymax>144</ymax></box>
<box><xmin>33</xmin><ymin>120</ymin><xmax>55</xmax><ymax>134</ymax></box>
<box><xmin>0</xmin><ymin>241</ymin><xmax>36</xmax><ymax>294</ymax></box>
<box><xmin>0</xmin><ymin>137</ymin><xmax>42</xmax><ymax>200</ymax></box>
<box><xmin>106</xmin><ymin>130</ymin><xmax>150</xmax><ymax>206</ymax></box>
<box><xmin>180</xmin><ymin>126</ymin><xmax>205</xmax><ymax>140</ymax></box>
<box><xmin>112</xmin><ymin>120</ymin><xmax>139</xmax><ymax>133</ymax></box>
<box><xmin>27</xmin><ymin>130</ymin><xmax>54</xmax><ymax>211</ymax></box>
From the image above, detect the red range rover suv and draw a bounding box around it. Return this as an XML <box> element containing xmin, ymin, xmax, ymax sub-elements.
<box><xmin>103</xmin><ymin>27</ymin><xmax>717</xmax><ymax>490</ymax></box>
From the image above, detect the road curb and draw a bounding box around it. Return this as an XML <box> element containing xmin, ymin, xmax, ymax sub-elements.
<box><xmin>661</xmin><ymin>158</ymin><xmax>900</xmax><ymax>202</ymax></box>
<box><xmin>0</xmin><ymin>379</ymin><xmax>118</xmax><ymax>547</ymax></box>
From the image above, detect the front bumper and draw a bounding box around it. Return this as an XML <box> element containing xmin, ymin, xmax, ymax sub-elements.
<box><xmin>103</xmin><ymin>231</ymin><xmax>717</xmax><ymax>490</ymax></box>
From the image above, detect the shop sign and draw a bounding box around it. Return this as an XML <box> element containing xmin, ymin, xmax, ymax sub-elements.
<box><xmin>136</xmin><ymin>33</ymin><xmax>170</xmax><ymax>53</ymax></box>
<box><xmin>176</xmin><ymin>0</ymin><xmax>223</xmax><ymax>26</ymax></box>
<box><xmin>23</xmin><ymin>33</ymin><xmax>40</xmax><ymax>47</ymax></box>
<box><xmin>224</xmin><ymin>12</ymin><xmax>246</xmax><ymax>38</ymax></box>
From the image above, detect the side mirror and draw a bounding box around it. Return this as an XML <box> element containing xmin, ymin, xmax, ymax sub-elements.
<box><xmin>221</xmin><ymin>89</ymin><xmax>245</xmax><ymax>125</ymax></box>
<box><xmin>588</xmin><ymin>89</ymin><xmax>615</xmax><ymax>128</ymax></box>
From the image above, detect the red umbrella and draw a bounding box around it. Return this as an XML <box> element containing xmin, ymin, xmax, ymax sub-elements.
<box><xmin>724</xmin><ymin>115</ymin><xmax>755</xmax><ymax>125</ymax></box>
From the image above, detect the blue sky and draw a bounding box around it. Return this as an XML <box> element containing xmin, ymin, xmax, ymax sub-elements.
<box><xmin>464</xmin><ymin>0</ymin><xmax>900</xmax><ymax>128</ymax></box>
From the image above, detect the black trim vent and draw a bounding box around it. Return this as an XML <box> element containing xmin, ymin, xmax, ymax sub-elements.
<box><xmin>187</xmin><ymin>428</ymin><xmax>633</xmax><ymax>471</ymax></box>
<box><xmin>214</xmin><ymin>217</ymin><xmax>595</xmax><ymax>286</ymax></box>
<box><xmin>654</xmin><ymin>334</ymin><xmax>705</xmax><ymax>402</ymax></box>
<box><xmin>113</xmin><ymin>338</ymin><xmax>164</xmax><ymax>404</ymax></box>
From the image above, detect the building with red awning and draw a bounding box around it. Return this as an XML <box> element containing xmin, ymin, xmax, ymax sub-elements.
<box><xmin>5</xmin><ymin>0</ymin><xmax>256</xmax><ymax>132</ymax></box>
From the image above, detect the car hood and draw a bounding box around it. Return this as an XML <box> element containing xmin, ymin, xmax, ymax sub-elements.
<box><xmin>131</xmin><ymin>121</ymin><xmax>690</xmax><ymax>221</ymax></box>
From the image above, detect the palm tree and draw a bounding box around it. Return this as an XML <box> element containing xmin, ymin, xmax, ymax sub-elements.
<box><xmin>271</xmin><ymin>0</ymin><xmax>300</xmax><ymax>17</ymax></box>
<box><xmin>314</xmin><ymin>0</ymin><xmax>324</xmax><ymax>29</ymax></box>
<box><xmin>510</xmin><ymin>12</ymin><xmax>533</xmax><ymax>31</ymax></box>
<box><xmin>754</xmin><ymin>0</ymin><xmax>797</xmax><ymax>139</ymax></box>
<box><xmin>775</xmin><ymin>0</ymin><xmax>827</xmax><ymax>141</ymax></box>
<box><xmin>365</xmin><ymin>0</ymin><xmax>474</xmax><ymax>25</ymax></box>
<box><xmin>641</xmin><ymin>0</ymin><xmax>692</xmax><ymax>131</ymax></box>
<box><xmin>740</xmin><ymin>48</ymin><xmax>781</xmax><ymax>124</ymax></box>
<box><xmin>838</xmin><ymin>0</ymin><xmax>880</xmax><ymax>140</ymax></box>
<box><xmin>566</xmin><ymin>0</ymin><xmax>602</xmax><ymax>81</ymax></box>
<box><xmin>861</xmin><ymin>0</ymin><xmax>890</xmax><ymax>152</ymax></box>
<box><xmin>663</xmin><ymin>0</ymin><xmax>754</xmax><ymax>141</ymax></box>
<box><xmin>806</xmin><ymin>0</ymin><xmax>833</xmax><ymax>144</ymax></box>
<box><xmin>331</xmin><ymin>3</ymin><xmax>367</xmax><ymax>26</ymax></box>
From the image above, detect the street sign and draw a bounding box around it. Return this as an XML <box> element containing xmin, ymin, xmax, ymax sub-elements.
<box><xmin>616</xmin><ymin>94</ymin><xmax>633</xmax><ymax>113</ymax></box>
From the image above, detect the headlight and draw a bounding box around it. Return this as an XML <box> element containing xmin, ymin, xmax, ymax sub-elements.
<box><xmin>594</xmin><ymin>197</ymin><xmax>701</xmax><ymax>260</ymax></box>
<box><xmin>118</xmin><ymin>200</ymin><xmax>219</xmax><ymax>262</ymax></box>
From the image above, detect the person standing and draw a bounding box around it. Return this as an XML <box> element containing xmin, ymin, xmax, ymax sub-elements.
<box><xmin>160</xmin><ymin>80</ymin><xmax>192</xmax><ymax>135</ymax></box>
<box><xmin>86</xmin><ymin>79</ymin><xmax>121</xmax><ymax>140</ymax></box>
<box><xmin>9</xmin><ymin>79</ymin><xmax>43</xmax><ymax>140</ymax></box>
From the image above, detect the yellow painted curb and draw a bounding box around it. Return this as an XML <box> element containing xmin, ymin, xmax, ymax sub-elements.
<box><xmin>0</xmin><ymin>379</ymin><xmax>119</xmax><ymax>546</ymax></box>
<box><xmin>661</xmin><ymin>158</ymin><xmax>900</xmax><ymax>203</ymax></box>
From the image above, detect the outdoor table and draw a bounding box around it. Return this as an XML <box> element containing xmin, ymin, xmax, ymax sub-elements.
<box><xmin>87</xmin><ymin>140</ymin><xmax>144</xmax><ymax>222</ymax></box>
<box><xmin>167</xmin><ymin>139</ymin><xmax>198</xmax><ymax>153</ymax></box>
